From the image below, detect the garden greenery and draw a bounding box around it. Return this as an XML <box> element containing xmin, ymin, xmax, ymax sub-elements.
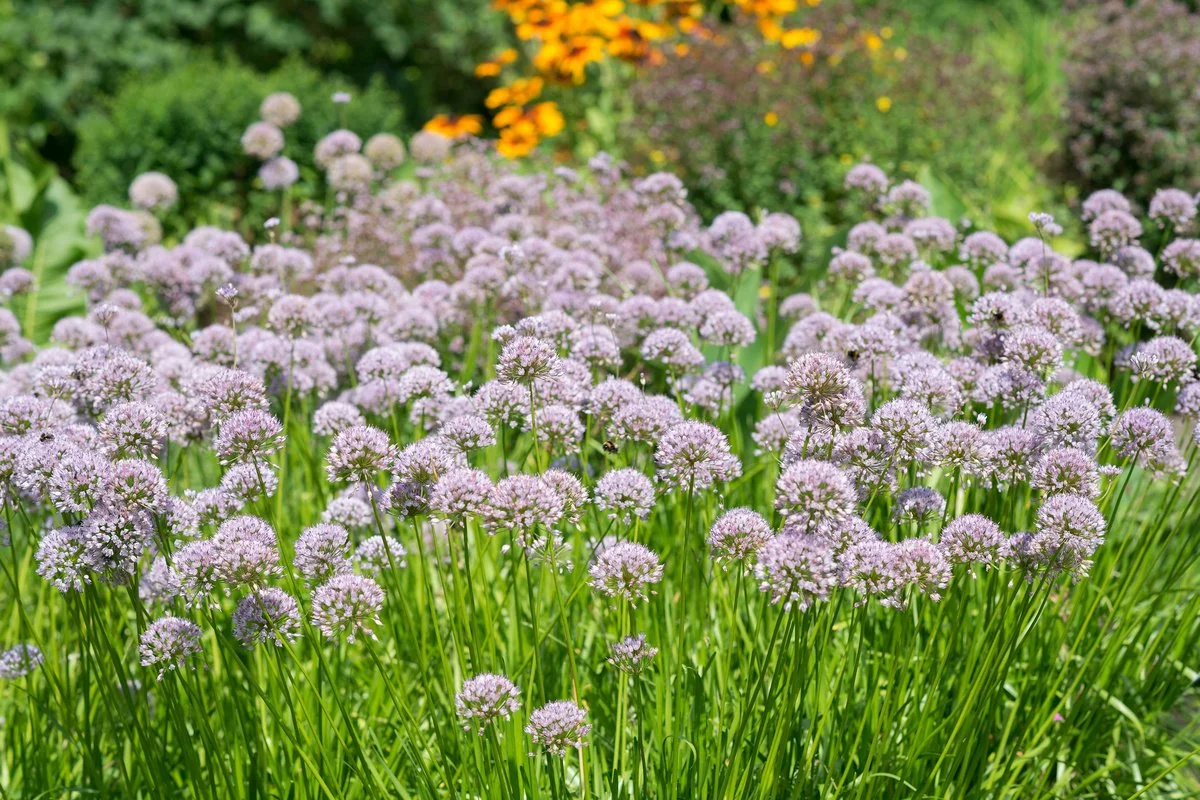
<box><xmin>0</xmin><ymin>106</ymin><xmax>1198</xmax><ymax>798</ymax></box>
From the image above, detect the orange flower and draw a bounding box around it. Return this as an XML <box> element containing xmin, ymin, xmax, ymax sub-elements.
<box><xmin>475</xmin><ymin>62</ymin><xmax>503</xmax><ymax>77</ymax></box>
<box><xmin>423</xmin><ymin>114</ymin><xmax>485</xmax><ymax>138</ymax></box>
<box><xmin>497</xmin><ymin>120</ymin><xmax>540</xmax><ymax>158</ymax></box>
<box><xmin>780</xmin><ymin>27</ymin><xmax>820</xmax><ymax>49</ymax></box>
<box><xmin>486</xmin><ymin>77</ymin><xmax>545</xmax><ymax>109</ymax></box>
<box><xmin>535</xmin><ymin>35</ymin><xmax>606</xmax><ymax>82</ymax></box>
<box><xmin>492</xmin><ymin>105</ymin><xmax>525</xmax><ymax>129</ymax></box>
<box><xmin>529</xmin><ymin>102</ymin><xmax>565</xmax><ymax>136</ymax></box>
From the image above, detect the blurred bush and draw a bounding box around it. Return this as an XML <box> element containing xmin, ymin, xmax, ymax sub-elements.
<box><xmin>0</xmin><ymin>0</ymin><xmax>506</xmax><ymax>171</ymax></box>
<box><xmin>1058</xmin><ymin>0</ymin><xmax>1200</xmax><ymax>205</ymax></box>
<box><xmin>73</xmin><ymin>59</ymin><xmax>405</xmax><ymax>232</ymax></box>
<box><xmin>620</xmin><ymin>5</ymin><xmax>1050</xmax><ymax>256</ymax></box>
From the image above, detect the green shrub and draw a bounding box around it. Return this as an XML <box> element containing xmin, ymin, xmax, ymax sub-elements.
<box><xmin>73</xmin><ymin>58</ymin><xmax>405</xmax><ymax>232</ymax></box>
<box><xmin>1058</xmin><ymin>0</ymin><xmax>1200</xmax><ymax>205</ymax></box>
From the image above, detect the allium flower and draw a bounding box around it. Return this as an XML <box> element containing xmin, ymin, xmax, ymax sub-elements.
<box><xmin>1081</xmin><ymin>189</ymin><xmax>1131</xmax><ymax>222</ymax></box>
<box><xmin>610</xmin><ymin>396</ymin><xmax>683</xmax><ymax>444</ymax></box>
<box><xmin>594</xmin><ymin>468</ymin><xmax>655</xmax><ymax>524</ymax></box>
<box><xmin>99</xmin><ymin>401</ymin><xmax>166</xmax><ymax>458</ymax></box>
<box><xmin>884</xmin><ymin>180</ymin><xmax>931</xmax><ymax>217</ymax></box>
<box><xmin>1109</xmin><ymin>407</ymin><xmax>1178</xmax><ymax>469</ymax></box>
<box><xmin>327</xmin><ymin>154</ymin><xmax>373</xmax><ymax>192</ymax></box>
<box><xmin>1029</xmin><ymin>494</ymin><xmax>1106</xmax><ymax>577</ymax></box>
<box><xmin>985</xmin><ymin>426</ymin><xmax>1042</xmax><ymax>485</ymax></box>
<box><xmin>844</xmin><ymin>163</ymin><xmax>889</xmax><ymax>197</ymax></box>
<box><xmin>48</xmin><ymin>450</ymin><xmax>110</xmax><ymax>514</ymax></box>
<box><xmin>36</xmin><ymin>527</ymin><xmax>89</xmax><ymax>592</ymax></box>
<box><xmin>311</xmin><ymin>574</ymin><xmax>385</xmax><ymax>643</ymax></box>
<box><xmin>259</xmin><ymin>157</ymin><xmax>300</xmax><ymax>190</ymax></box>
<box><xmin>774</xmin><ymin>459</ymin><xmax>856</xmax><ymax>531</ymax></box>
<box><xmin>312</xmin><ymin>401</ymin><xmax>366</xmax><ymax>437</ymax></box>
<box><xmin>314</xmin><ymin>129</ymin><xmax>362</xmax><ymax>168</ymax></box>
<box><xmin>194</xmin><ymin>368</ymin><xmax>269</xmax><ymax>420</ymax></box>
<box><xmin>326</xmin><ymin>424</ymin><xmax>395</xmax><ymax>483</ymax></box>
<box><xmin>894</xmin><ymin>487</ymin><xmax>946</xmax><ymax>525</ymax></box>
<box><xmin>485</xmin><ymin>475</ymin><xmax>564</xmax><ymax>540</ymax></box>
<box><xmin>214</xmin><ymin>409</ymin><xmax>284</xmax><ymax>464</ymax></box>
<box><xmin>887</xmin><ymin>538</ymin><xmax>951</xmax><ymax>604</ymax></box>
<box><xmin>260</xmin><ymin>92</ymin><xmax>301</xmax><ymax>127</ymax></box>
<box><xmin>233</xmin><ymin>589</ymin><xmax>302</xmax><ymax>648</ymax></box>
<box><xmin>1004</xmin><ymin>326</ymin><xmax>1063</xmax><ymax>375</ymax></box>
<box><xmin>430</xmin><ymin>468</ymin><xmax>493</xmax><ymax>519</ymax></box>
<box><xmin>364</xmin><ymin>133</ymin><xmax>407</xmax><ymax>170</ymax></box>
<box><xmin>139</xmin><ymin>616</ymin><xmax>204</xmax><ymax>679</ymax></box>
<box><xmin>706</xmin><ymin>211</ymin><xmax>766</xmax><ymax>275</ymax></box>
<box><xmin>1148</xmin><ymin>188</ymin><xmax>1197</xmax><ymax>229</ymax></box>
<box><xmin>828</xmin><ymin>250</ymin><xmax>874</xmax><ymax>283</ymax></box>
<box><xmin>128</xmin><ymin>172</ymin><xmax>178</xmax><ymax>212</ymax></box>
<box><xmin>960</xmin><ymin>231</ymin><xmax>1008</xmax><ymax>266</ymax></box>
<box><xmin>456</xmin><ymin>674</ymin><xmax>522</xmax><ymax>733</ymax></box>
<box><xmin>526</xmin><ymin>701</ymin><xmax>591</xmax><ymax>756</ymax></box>
<box><xmin>641</xmin><ymin>327</ymin><xmax>704</xmax><ymax>370</ymax></box>
<box><xmin>871</xmin><ymin>400</ymin><xmax>936</xmax><ymax>462</ymax></box>
<box><xmin>608</xmin><ymin>633</ymin><xmax>659</xmax><ymax>674</ymax></box>
<box><xmin>1032</xmin><ymin>447</ymin><xmax>1101</xmax><ymax>499</ymax></box>
<box><xmin>212</xmin><ymin>516</ymin><xmax>282</xmax><ymax>590</ymax></box>
<box><xmin>708</xmin><ymin>507</ymin><xmax>772</xmax><ymax>565</ymax></box>
<box><xmin>294</xmin><ymin>524</ymin><xmax>352</xmax><ymax>583</ymax></box>
<box><xmin>497</xmin><ymin>336</ymin><xmax>560</xmax><ymax>385</ymax></box>
<box><xmin>838</xmin><ymin>540</ymin><xmax>900</xmax><ymax>603</ymax></box>
<box><xmin>1030</xmin><ymin>393</ymin><xmax>1102</xmax><ymax>452</ymax></box>
<box><xmin>754</xmin><ymin>533</ymin><xmax>837</xmax><ymax>610</ymax></box>
<box><xmin>1131</xmin><ymin>336</ymin><xmax>1197</xmax><ymax>385</ymax></box>
<box><xmin>758</xmin><ymin>212</ymin><xmax>801</xmax><ymax>253</ymax></box>
<box><xmin>654</xmin><ymin>421</ymin><xmax>741</xmax><ymax>490</ymax></box>
<box><xmin>589</xmin><ymin>541</ymin><xmax>663</xmax><ymax>605</ymax></box>
<box><xmin>783</xmin><ymin>353</ymin><xmax>862</xmax><ymax>428</ymax></box>
<box><xmin>939</xmin><ymin>514</ymin><xmax>1005</xmax><ymax>569</ymax></box>
<box><xmin>0</xmin><ymin>644</ymin><xmax>43</xmax><ymax>679</ymax></box>
<box><xmin>410</xmin><ymin>131</ymin><xmax>452</xmax><ymax>163</ymax></box>
<box><xmin>1163</xmin><ymin>239</ymin><xmax>1200</xmax><ymax>278</ymax></box>
<box><xmin>699</xmin><ymin>308</ymin><xmax>756</xmax><ymax>348</ymax></box>
<box><xmin>439</xmin><ymin>414</ymin><xmax>496</xmax><ymax>451</ymax></box>
<box><xmin>241</xmin><ymin>122</ymin><xmax>285</xmax><ymax>160</ymax></box>
<box><xmin>355</xmin><ymin>535</ymin><xmax>408</xmax><ymax>573</ymax></box>
<box><xmin>107</xmin><ymin>458</ymin><xmax>169</xmax><ymax>513</ymax></box>
<box><xmin>1088</xmin><ymin>209</ymin><xmax>1142</xmax><ymax>254</ymax></box>
<box><xmin>541</xmin><ymin>469</ymin><xmax>588</xmax><ymax>525</ymax></box>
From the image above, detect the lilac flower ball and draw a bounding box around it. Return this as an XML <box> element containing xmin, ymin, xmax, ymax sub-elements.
<box><xmin>233</xmin><ymin>589</ymin><xmax>302</xmax><ymax>648</ymax></box>
<box><xmin>774</xmin><ymin>459</ymin><xmax>857</xmax><ymax>531</ymax></box>
<box><xmin>526</xmin><ymin>701</ymin><xmax>591</xmax><ymax>757</ymax></box>
<box><xmin>485</xmin><ymin>475</ymin><xmax>564</xmax><ymax>539</ymax></box>
<box><xmin>754</xmin><ymin>533</ymin><xmax>837</xmax><ymax>611</ymax></box>
<box><xmin>589</xmin><ymin>541</ymin><xmax>663</xmax><ymax>605</ymax></box>
<box><xmin>608</xmin><ymin>633</ymin><xmax>659</xmax><ymax>675</ymax></box>
<box><xmin>214</xmin><ymin>409</ymin><xmax>284</xmax><ymax>464</ymax></box>
<box><xmin>654</xmin><ymin>421</ymin><xmax>741</xmax><ymax>490</ymax></box>
<box><xmin>294</xmin><ymin>524</ymin><xmax>352</xmax><ymax>584</ymax></box>
<box><xmin>311</xmin><ymin>574</ymin><xmax>385</xmax><ymax>643</ymax></box>
<box><xmin>430</xmin><ymin>468</ymin><xmax>493</xmax><ymax>519</ymax></box>
<box><xmin>260</xmin><ymin>157</ymin><xmax>300</xmax><ymax>190</ymax></box>
<box><xmin>456</xmin><ymin>673</ymin><xmax>522</xmax><ymax>733</ymax></box>
<box><xmin>1148</xmin><ymin>188</ymin><xmax>1197</xmax><ymax>229</ymax></box>
<box><xmin>594</xmin><ymin>468</ymin><xmax>655</xmax><ymax>524</ymax></box>
<box><xmin>497</xmin><ymin>336</ymin><xmax>560</xmax><ymax>386</ymax></box>
<box><xmin>139</xmin><ymin>616</ymin><xmax>204</xmax><ymax>679</ymax></box>
<box><xmin>0</xmin><ymin>644</ymin><xmax>44</xmax><ymax>679</ymax></box>
<box><xmin>241</xmin><ymin>122</ymin><xmax>285</xmax><ymax>160</ymax></box>
<box><xmin>355</xmin><ymin>535</ymin><xmax>408</xmax><ymax>574</ymax></box>
<box><xmin>939</xmin><ymin>514</ymin><xmax>1005</xmax><ymax>569</ymax></box>
<box><xmin>708</xmin><ymin>507</ymin><xmax>772</xmax><ymax>565</ymax></box>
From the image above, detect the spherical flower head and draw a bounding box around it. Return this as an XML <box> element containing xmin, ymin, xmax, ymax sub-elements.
<box><xmin>364</xmin><ymin>133</ymin><xmax>407</xmax><ymax>170</ymax></box>
<box><xmin>888</xmin><ymin>537</ymin><xmax>951</xmax><ymax>604</ymax></box>
<box><xmin>0</xmin><ymin>643</ymin><xmax>43</xmax><ymax>679</ymax></box>
<box><xmin>758</xmin><ymin>212</ymin><xmax>802</xmax><ymax>254</ymax></box>
<box><xmin>1109</xmin><ymin>407</ymin><xmax>1174</xmax><ymax>461</ymax></box>
<box><xmin>313</xmin><ymin>401</ymin><xmax>366</xmax><ymax>437</ymax></box>
<box><xmin>215</xmin><ymin>409</ymin><xmax>284</xmax><ymax>465</ymax></box>
<box><xmin>1148</xmin><ymin>188</ymin><xmax>1197</xmax><ymax>229</ymax></box>
<box><xmin>1132</xmin><ymin>336</ymin><xmax>1197</xmax><ymax>386</ymax></box>
<box><xmin>355</xmin><ymin>534</ymin><xmax>408</xmax><ymax>573</ymax></box>
<box><xmin>1030</xmin><ymin>493</ymin><xmax>1106</xmax><ymax>577</ymax></box>
<box><xmin>128</xmin><ymin>172</ymin><xmax>178</xmax><ymax>212</ymax></box>
<box><xmin>526</xmin><ymin>700</ymin><xmax>590</xmax><ymax>757</ymax></box>
<box><xmin>485</xmin><ymin>475</ymin><xmax>564</xmax><ymax>540</ymax></box>
<box><xmin>774</xmin><ymin>459</ymin><xmax>857</xmax><ymax>532</ymax></box>
<box><xmin>456</xmin><ymin>673</ymin><xmax>522</xmax><ymax>733</ymax></box>
<box><xmin>294</xmin><ymin>523</ymin><xmax>352</xmax><ymax>583</ymax></box>
<box><xmin>233</xmin><ymin>589</ymin><xmax>301</xmax><ymax>648</ymax></box>
<box><xmin>594</xmin><ymin>468</ymin><xmax>655</xmax><ymax>524</ymax></box>
<box><xmin>828</xmin><ymin>250</ymin><xmax>874</xmax><ymax>283</ymax></box>
<box><xmin>107</xmin><ymin>458</ymin><xmax>169</xmax><ymax>513</ymax></box>
<box><xmin>242</xmin><ymin>122</ymin><xmax>285</xmax><ymax>160</ymax></box>
<box><xmin>894</xmin><ymin>487</ymin><xmax>946</xmax><ymax>525</ymax></box>
<box><xmin>959</xmin><ymin>231</ymin><xmax>1008</xmax><ymax>267</ymax></box>
<box><xmin>610</xmin><ymin>395</ymin><xmax>683</xmax><ymax>445</ymax></box>
<box><xmin>1030</xmin><ymin>393</ymin><xmax>1101</xmax><ymax>453</ymax></box>
<box><xmin>2</xmin><ymin>225</ymin><xmax>33</xmax><ymax>265</ymax></box>
<box><xmin>1004</xmin><ymin>325</ymin><xmax>1063</xmax><ymax>376</ymax></box>
<box><xmin>754</xmin><ymin>532</ymin><xmax>837</xmax><ymax>611</ymax></box>
<box><xmin>1163</xmin><ymin>239</ymin><xmax>1200</xmax><ymax>278</ymax></box>
<box><xmin>194</xmin><ymin>367</ymin><xmax>269</xmax><ymax>421</ymax></box>
<box><xmin>589</xmin><ymin>541</ymin><xmax>663</xmax><ymax>605</ymax></box>
<box><xmin>139</xmin><ymin>616</ymin><xmax>203</xmax><ymax>679</ymax></box>
<box><xmin>608</xmin><ymin>633</ymin><xmax>659</xmax><ymax>675</ymax></box>
<box><xmin>783</xmin><ymin>353</ymin><xmax>862</xmax><ymax>428</ymax></box>
<box><xmin>1032</xmin><ymin>447</ymin><xmax>1101</xmax><ymax>499</ymax></box>
<box><xmin>654</xmin><ymin>421</ymin><xmax>741</xmax><ymax>491</ymax></box>
<box><xmin>708</xmin><ymin>507</ymin><xmax>772</xmax><ymax>565</ymax></box>
<box><xmin>327</xmin><ymin>153</ymin><xmax>373</xmax><ymax>192</ymax></box>
<box><xmin>259</xmin><ymin>157</ymin><xmax>300</xmax><ymax>190</ymax></box>
<box><xmin>430</xmin><ymin>468</ymin><xmax>493</xmax><ymax>519</ymax></box>
<box><xmin>314</xmin><ymin>129</ymin><xmax>362</xmax><ymax>168</ymax></box>
<box><xmin>311</xmin><ymin>574</ymin><xmax>385</xmax><ymax>643</ymax></box>
<box><xmin>99</xmin><ymin>401</ymin><xmax>166</xmax><ymax>458</ymax></box>
<box><xmin>641</xmin><ymin>327</ymin><xmax>705</xmax><ymax>370</ymax></box>
<box><xmin>260</xmin><ymin>92</ymin><xmax>301</xmax><ymax>128</ymax></box>
<box><xmin>1081</xmin><ymin>189</ymin><xmax>1131</xmax><ymax>222</ymax></box>
<box><xmin>392</xmin><ymin>437</ymin><xmax>464</xmax><ymax>486</ymax></box>
<box><xmin>36</xmin><ymin>527</ymin><xmax>89</xmax><ymax>593</ymax></box>
<box><xmin>844</xmin><ymin>162</ymin><xmax>889</xmax><ymax>197</ymax></box>
<box><xmin>706</xmin><ymin>211</ymin><xmax>766</xmax><ymax>275</ymax></box>
<box><xmin>48</xmin><ymin>449</ymin><xmax>110</xmax><ymax>514</ymax></box>
<box><xmin>939</xmin><ymin>513</ymin><xmax>1005</xmax><ymax>569</ymax></box>
<box><xmin>884</xmin><ymin>180</ymin><xmax>931</xmax><ymax>217</ymax></box>
<box><xmin>871</xmin><ymin>399</ymin><xmax>936</xmax><ymax>462</ymax></box>
<box><xmin>410</xmin><ymin>130</ymin><xmax>452</xmax><ymax>164</ymax></box>
<box><xmin>699</xmin><ymin>308</ymin><xmax>756</xmax><ymax>348</ymax></box>
<box><xmin>439</xmin><ymin>414</ymin><xmax>496</xmax><ymax>451</ymax></box>
<box><xmin>541</xmin><ymin>469</ymin><xmax>588</xmax><ymax>525</ymax></box>
<box><xmin>498</xmin><ymin>336</ymin><xmax>560</xmax><ymax>386</ymax></box>
<box><xmin>1088</xmin><ymin>209</ymin><xmax>1142</xmax><ymax>255</ymax></box>
<box><xmin>212</xmin><ymin>515</ymin><xmax>281</xmax><ymax>590</ymax></box>
<box><xmin>326</xmin><ymin>424</ymin><xmax>396</xmax><ymax>483</ymax></box>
